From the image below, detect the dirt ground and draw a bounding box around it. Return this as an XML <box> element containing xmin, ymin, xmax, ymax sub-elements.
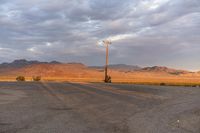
<box><xmin>0</xmin><ymin>82</ymin><xmax>199</xmax><ymax>133</ymax></box>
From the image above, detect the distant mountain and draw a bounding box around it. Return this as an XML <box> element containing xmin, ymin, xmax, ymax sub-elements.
<box><xmin>90</xmin><ymin>64</ymin><xmax>141</xmax><ymax>72</ymax></box>
<box><xmin>0</xmin><ymin>59</ymin><xmax>61</xmax><ymax>69</ymax></box>
<box><xmin>141</xmin><ymin>66</ymin><xmax>189</xmax><ymax>75</ymax></box>
<box><xmin>89</xmin><ymin>64</ymin><xmax>191</xmax><ymax>75</ymax></box>
<box><xmin>0</xmin><ymin>59</ymin><xmax>88</xmax><ymax>77</ymax></box>
<box><xmin>49</xmin><ymin>61</ymin><xmax>62</xmax><ymax>64</ymax></box>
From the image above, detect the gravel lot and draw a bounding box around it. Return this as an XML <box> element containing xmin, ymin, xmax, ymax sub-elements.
<box><xmin>0</xmin><ymin>82</ymin><xmax>199</xmax><ymax>133</ymax></box>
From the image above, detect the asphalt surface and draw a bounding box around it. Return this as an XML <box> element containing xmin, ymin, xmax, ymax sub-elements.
<box><xmin>0</xmin><ymin>82</ymin><xmax>200</xmax><ymax>133</ymax></box>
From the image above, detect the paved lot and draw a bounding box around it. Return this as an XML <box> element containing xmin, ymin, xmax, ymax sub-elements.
<box><xmin>0</xmin><ymin>82</ymin><xmax>200</xmax><ymax>133</ymax></box>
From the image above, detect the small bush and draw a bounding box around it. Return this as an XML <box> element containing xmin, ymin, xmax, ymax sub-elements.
<box><xmin>160</xmin><ymin>83</ymin><xmax>166</xmax><ymax>86</ymax></box>
<box><xmin>32</xmin><ymin>76</ymin><xmax>41</xmax><ymax>81</ymax></box>
<box><xmin>105</xmin><ymin>75</ymin><xmax>112</xmax><ymax>83</ymax></box>
<box><xmin>16</xmin><ymin>76</ymin><xmax>25</xmax><ymax>81</ymax></box>
<box><xmin>191</xmin><ymin>85</ymin><xmax>197</xmax><ymax>87</ymax></box>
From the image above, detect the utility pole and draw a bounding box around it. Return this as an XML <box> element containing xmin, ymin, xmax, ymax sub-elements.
<box><xmin>103</xmin><ymin>40</ymin><xmax>112</xmax><ymax>83</ymax></box>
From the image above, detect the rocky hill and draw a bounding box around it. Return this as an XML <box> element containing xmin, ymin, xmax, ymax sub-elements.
<box><xmin>141</xmin><ymin>66</ymin><xmax>189</xmax><ymax>75</ymax></box>
<box><xmin>0</xmin><ymin>59</ymin><xmax>61</xmax><ymax>69</ymax></box>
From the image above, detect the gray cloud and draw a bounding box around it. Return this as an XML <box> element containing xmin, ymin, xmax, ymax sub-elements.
<box><xmin>0</xmin><ymin>0</ymin><xmax>200</xmax><ymax>70</ymax></box>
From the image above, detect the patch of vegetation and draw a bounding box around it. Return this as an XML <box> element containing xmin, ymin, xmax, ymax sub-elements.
<box><xmin>32</xmin><ymin>76</ymin><xmax>41</xmax><ymax>81</ymax></box>
<box><xmin>16</xmin><ymin>76</ymin><xmax>25</xmax><ymax>81</ymax></box>
<box><xmin>105</xmin><ymin>75</ymin><xmax>112</xmax><ymax>83</ymax></box>
<box><xmin>160</xmin><ymin>83</ymin><xmax>166</xmax><ymax>86</ymax></box>
<box><xmin>191</xmin><ymin>85</ymin><xmax>197</xmax><ymax>87</ymax></box>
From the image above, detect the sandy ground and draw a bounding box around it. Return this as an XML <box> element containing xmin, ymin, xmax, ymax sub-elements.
<box><xmin>0</xmin><ymin>82</ymin><xmax>199</xmax><ymax>133</ymax></box>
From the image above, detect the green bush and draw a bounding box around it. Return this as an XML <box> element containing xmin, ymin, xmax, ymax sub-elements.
<box><xmin>16</xmin><ymin>76</ymin><xmax>25</xmax><ymax>81</ymax></box>
<box><xmin>32</xmin><ymin>76</ymin><xmax>41</xmax><ymax>81</ymax></box>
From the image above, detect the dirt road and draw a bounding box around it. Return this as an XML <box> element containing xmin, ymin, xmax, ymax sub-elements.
<box><xmin>0</xmin><ymin>82</ymin><xmax>199</xmax><ymax>133</ymax></box>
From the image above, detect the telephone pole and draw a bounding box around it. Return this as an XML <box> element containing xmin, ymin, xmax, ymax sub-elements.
<box><xmin>103</xmin><ymin>40</ymin><xmax>112</xmax><ymax>83</ymax></box>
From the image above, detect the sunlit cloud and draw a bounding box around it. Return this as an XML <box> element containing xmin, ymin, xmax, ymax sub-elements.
<box><xmin>141</xmin><ymin>0</ymin><xmax>170</xmax><ymax>10</ymax></box>
<box><xmin>27</xmin><ymin>47</ymin><xmax>36</xmax><ymax>52</ymax></box>
<box><xmin>108</xmin><ymin>34</ymin><xmax>136</xmax><ymax>42</ymax></box>
<box><xmin>0</xmin><ymin>47</ymin><xmax>14</xmax><ymax>52</ymax></box>
<box><xmin>46</xmin><ymin>42</ymin><xmax>52</xmax><ymax>47</ymax></box>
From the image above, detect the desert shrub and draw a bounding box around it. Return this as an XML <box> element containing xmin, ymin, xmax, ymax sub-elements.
<box><xmin>191</xmin><ymin>85</ymin><xmax>197</xmax><ymax>87</ymax></box>
<box><xmin>32</xmin><ymin>76</ymin><xmax>41</xmax><ymax>81</ymax></box>
<box><xmin>170</xmin><ymin>72</ymin><xmax>180</xmax><ymax>75</ymax></box>
<box><xmin>105</xmin><ymin>75</ymin><xmax>112</xmax><ymax>83</ymax></box>
<box><xmin>16</xmin><ymin>76</ymin><xmax>25</xmax><ymax>81</ymax></box>
<box><xmin>160</xmin><ymin>83</ymin><xmax>166</xmax><ymax>86</ymax></box>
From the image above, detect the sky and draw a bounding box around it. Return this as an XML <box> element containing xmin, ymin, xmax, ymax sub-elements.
<box><xmin>0</xmin><ymin>0</ymin><xmax>200</xmax><ymax>70</ymax></box>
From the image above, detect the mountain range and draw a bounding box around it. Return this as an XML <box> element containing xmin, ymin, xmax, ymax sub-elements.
<box><xmin>0</xmin><ymin>59</ymin><xmax>61</xmax><ymax>69</ymax></box>
<box><xmin>0</xmin><ymin>59</ymin><xmax>192</xmax><ymax>76</ymax></box>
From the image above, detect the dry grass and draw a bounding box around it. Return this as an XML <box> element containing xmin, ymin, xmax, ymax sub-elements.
<box><xmin>0</xmin><ymin>64</ymin><xmax>200</xmax><ymax>86</ymax></box>
<box><xmin>1</xmin><ymin>75</ymin><xmax>200</xmax><ymax>87</ymax></box>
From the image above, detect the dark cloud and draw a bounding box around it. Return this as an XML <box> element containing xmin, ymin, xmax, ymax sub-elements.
<box><xmin>0</xmin><ymin>0</ymin><xmax>200</xmax><ymax>70</ymax></box>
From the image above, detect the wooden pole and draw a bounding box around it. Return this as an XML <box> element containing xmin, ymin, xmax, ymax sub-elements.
<box><xmin>105</xmin><ymin>43</ymin><xmax>109</xmax><ymax>82</ymax></box>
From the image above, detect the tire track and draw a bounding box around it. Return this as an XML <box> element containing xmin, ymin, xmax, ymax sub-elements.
<box><xmin>39</xmin><ymin>82</ymin><xmax>133</xmax><ymax>133</ymax></box>
<box><xmin>89</xmin><ymin>83</ymin><xmax>166</xmax><ymax>100</ymax></box>
<box><xmin>69</xmin><ymin>82</ymin><xmax>163</xmax><ymax>108</ymax></box>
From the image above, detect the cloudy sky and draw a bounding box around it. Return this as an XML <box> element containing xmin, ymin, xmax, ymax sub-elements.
<box><xmin>0</xmin><ymin>0</ymin><xmax>200</xmax><ymax>70</ymax></box>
